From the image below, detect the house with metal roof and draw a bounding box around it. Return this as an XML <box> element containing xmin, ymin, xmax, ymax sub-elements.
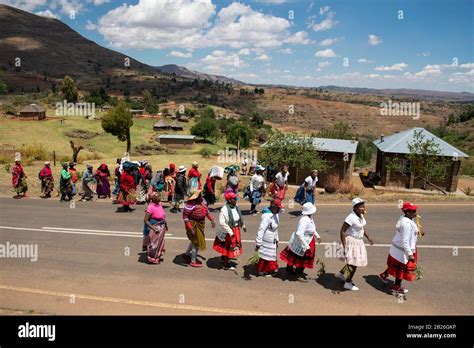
<box><xmin>262</xmin><ymin>136</ymin><xmax>359</xmax><ymax>186</ymax></box>
<box><xmin>373</xmin><ymin>127</ymin><xmax>469</xmax><ymax>192</ymax></box>
<box><xmin>153</xmin><ymin>119</ymin><xmax>171</xmax><ymax>130</ymax></box>
<box><xmin>158</xmin><ymin>134</ymin><xmax>195</xmax><ymax>148</ymax></box>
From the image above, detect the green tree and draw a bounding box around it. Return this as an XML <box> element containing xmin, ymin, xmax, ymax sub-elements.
<box><xmin>227</xmin><ymin>123</ymin><xmax>253</xmax><ymax>150</ymax></box>
<box><xmin>200</xmin><ymin>106</ymin><xmax>216</xmax><ymax>119</ymax></box>
<box><xmin>318</xmin><ymin>122</ymin><xmax>354</xmax><ymax>140</ymax></box>
<box><xmin>250</xmin><ymin>111</ymin><xmax>265</xmax><ymax>128</ymax></box>
<box><xmin>259</xmin><ymin>132</ymin><xmax>330</xmax><ymax>172</ymax></box>
<box><xmin>60</xmin><ymin>75</ymin><xmax>78</xmax><ymax>102</ymax></box>
<box><xmin>191</xmin><ymin>118</ymin><xmax>218</xmax><ymax>143</ymax></box>
<box><xmin>101</xmin><ymin>101</ymin><xmax>134</xmax><ymax>153</ymax></box>
<box><xmin>0</xmin><ymin>73</ymin><xmax>7</xmax><ymax>94</ymax></box>
<box><xmin>142</xmin><ymin>90</ymin><xmax>158</xmax><ymax>114</ymax></box>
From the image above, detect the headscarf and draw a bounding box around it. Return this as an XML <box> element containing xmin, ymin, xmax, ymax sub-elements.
<box><xmin>224</xmin><ymin>191</ymin><xmax>238</xmax><ymax>202</ymax></box>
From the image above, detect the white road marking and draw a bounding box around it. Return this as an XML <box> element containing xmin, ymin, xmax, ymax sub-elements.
<box><xmin>0</xmin><ymin>284</ymin><xmax>275</xmax><ymax>315</ymax></box>
<box><xmin>0</xmin><ymin>225</ymin><xmax>473</xmax><ymax>249</ymax></box>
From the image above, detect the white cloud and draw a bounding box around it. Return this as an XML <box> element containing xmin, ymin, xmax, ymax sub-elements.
<box><xmin>417</xmin><ymin>52</ymin><xmax>430</xmax><ymax>57</ymax></box>
<box><xmin>460</xmin><ymin>63</ymin><xmax>474</xmax><ymax>69</ymax></box>
<box><xmin>255</xmin><ymin>53</ymin><xmax>271</xmax><ymax>61</ymax></box>
<box><xmin>368</xmin><ymin>34</ymin><xmax>382</xmax><ymax>46</ymax></box>
<box><xmin>315</xmin><ymin>48</ymin><xmax>336</xmax><ymax>58</ymax></box>
<box><xmin>170</xmin><ymin>50</ymin><xmax>192</xmax><ymax>58</ymax></box>
<box><xmin>35</xmin><ymin>9</ymin><xmax>58</xmax><ymax>18</ymax></box>
<box><xmin>0</xmin><ymin>0</ymin><xmax>47</xmax><ymax>11</ymax></box>
<box><xmin>85</xmin><ymin>20</ymin><xmax>97</xmax><ymax>30</ymax></box>
<box><xmin>318</xmin><ymin>61</ymin><xmax>331</xmax><ymax>68</ymax></box>
<box><xmin>50</xmin><ymin>0</ymin><xmax>84</xmax><ymax>16</ymax></box>
<box><xmin>97</xmin><ymin>1</ymin><xmax>311</xmax><ymax>50</ymax></box>
<box><xmin>319</xmin><ymin>6</ymin><xmax>330</xmax><ymax>15</ymax></box>
<box><xmin>201</xmin><ymin>50</ymin><xmax>247</xmax><ymax>69</ymax></box>
<box><xmin>319</xmin><ymin>37</ymin><xmax>341</xmax><ymax>46</ymax></box>
<box><xmin>238</xmin><ymin>48</ymin><xmax>251</xmax><ymax>55</ymax></box>
<box><xmin>277</xmin><ymin>48</ymin><xmax>293</xmax><ymax>54</ymax></box>
<box><xmin>313</xmin><ymin>18</ymin><xmax>337</xmax><ymax>31</ymax></box>
<box><xmin>89</xmin><ymin>0</ymin><xmax>109</xmax><ymax>4</ymax></box>
<box><xmin>375</xmin><ymin>62</ymin><xmax>407</xmax><ymax>71</ymax></box>
<box><xmin>358</xmin><ymin>58</ymin><xmax>374</xmax><ymax>63</ymax></box>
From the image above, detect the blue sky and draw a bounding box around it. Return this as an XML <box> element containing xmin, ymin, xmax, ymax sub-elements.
<box><xmin>2</xmin><ymin>0</ymin><xmax>473</xmax><ymax>91</ymax></box>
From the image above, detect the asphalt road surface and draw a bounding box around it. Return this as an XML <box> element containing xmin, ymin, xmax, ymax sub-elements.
<box><xmin>0</xmin><ymin>197</ymin><xmax>473</xmax><ymax>315</ymax></box>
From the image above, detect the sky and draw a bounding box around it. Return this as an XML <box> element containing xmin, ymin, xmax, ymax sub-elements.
<box><xmin>1</xmin><ymin>0</ymin><xmax>473</xmax><ymax>92</ymax></box>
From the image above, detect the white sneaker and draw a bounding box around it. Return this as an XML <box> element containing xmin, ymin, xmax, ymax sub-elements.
<box><xmin>336</xmin><ymin>272</ymin><xmax>346</xmax><ymax>282</ymax></box>
<box><xmin>343</xmin><ymin>282</ymin><xmax>359</xmax><ymax>291</ymax></box>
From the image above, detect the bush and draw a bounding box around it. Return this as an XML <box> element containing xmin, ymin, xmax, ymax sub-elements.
<box><xmin>324</xmin><ymin>175</ymin><xmax>340</xmax><ymax>194</ymax></box>
<box><xmin>64</xmin><ymin>129</ymin><xmax>101</xmax><ymax>139</ymax></box>
<box><xmin>324</xmin><ymin>175</ymin><xmax>357</xmax><ymax>195</ymax></box>
<box><xmin>20</xmin><ymin>144</ymin><xmax>49</xmax><ymax>161</ymax></box>
<box><xmin>200</xmin><ymin>147</ymin><xmax>212</xmax><ymax>158</ymax></box>
<box><xmin>462</xmin><ymin>186</ymin><xmax>472</xmax><ymax>196</ymax></box>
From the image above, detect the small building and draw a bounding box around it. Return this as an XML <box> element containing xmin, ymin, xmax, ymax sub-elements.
<box><xmin>159</xmin><ymin>134</ymin><xmax>195</xmax><ymax>148</ymax></box>
<box><xmin>373</xmin><ymin>127</ymin><xmax>469</xmax><ymax>192</ymax></box>
<box><xmin>178</xmin><ymin>115</ymin><xmax>189</xmax><ymax>123</ymax></box>
<box><xmin>130</xmin><ymin>109</ymin><xmax>144</xmax><ymax>117</ymax></box>
<box><xmin>262</xmin><ymin>137</ymin><xmax>358</xmax><ymax>187</ymax></box>
<box><xmin>170</xmin><ymin>120</ymin><xmax>184</xmax><ymax>131</ymax></box>
<box><xmin>153</xmin><ymin>119</ymin><xmax>171</xmax><ymax>130</ymax></box>
<box><xmin>19</xmin><ymin>104</ymin><xmax>46</xmax><ymax>120</ymax></box>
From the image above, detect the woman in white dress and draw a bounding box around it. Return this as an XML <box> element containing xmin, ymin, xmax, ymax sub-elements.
<box><xmin>280</xmin><ymin>202</ymin><xmax>321</xmax><ymax>282</ymax></box>
<box><xmin>379</xmin><ymin>202</ymin><xmax>421</xmax><ymax>295</ymax></box>
<box><xmin>254</xmin><ymin>200</ymin><xmax>283</xmax><ymax>276</ymax></box>
<box><xmin>336</xmin><ymin>198</ymin><xmax>374</xmax><ymax>291</ymax></box>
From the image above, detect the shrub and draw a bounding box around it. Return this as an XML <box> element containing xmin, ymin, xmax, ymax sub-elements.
<box><xmin>200</xmin><ymin>147</ymin><xmax>212</xmax><ymax>158</ymax></box>
<box><xmin>20</xmin><ymin>144</ymin><xmax>49</xmax><ymax>161</ymax></box>
<box><xmin>462</xmin><ymin>186</ymin><xmax>472</xmax><ymax>196</ymax></box>
<box><xmin>324</xmin><ymin>175</ymin><xmax>340</xmax><ymax>194</ymax></box>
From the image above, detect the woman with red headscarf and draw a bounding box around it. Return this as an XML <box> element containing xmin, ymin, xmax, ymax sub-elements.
<box><xmin>213</xmin><ymin>192</ymin><xmax>246</xmax><ymax>270</ymax></box>
<box><xmin>379</xmin><ymin>202</ymin><xmax>422</xmax><ymax>295</ymax></box>
<box><xmin>11</xmin><ymin>159</ymin><xmax>28</xmax><ymax>199</ymax></box>
<box><xmin>95</xmin><ymin>163</ymin><xmax>111</xmax><ymax>198</ymax></box>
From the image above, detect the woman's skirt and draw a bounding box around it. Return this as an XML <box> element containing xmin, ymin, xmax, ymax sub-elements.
<box><xmin>15</xmin><ymin>177</ymin><xmax>28</xmax><ymax>195</ymax></box>
<box><xmin>117</xmin><ymin>188</ymin><xmax>137</xmax><ymax>205</ymax></box>
<box><xmin>112</xmin><ymin>178</ymin><xmax>119</xmax><ymax>196</ymax></box>
<box><xmin>203</xmin><ymin>191</ymin><xmax>216</xmax><ymax>206</ymax></box>
<box><xmin>96</xmin><ymin>177</ymin><xmax>111</xmax><ymax>197</ymax></box>
<box><xmin>387</xmin><ymin>249</ymin><xmax>418</xmax><ymax>281</ymax></box>
<box><xmin>280</xmin><ymin>237</ymin><xmax>316</xmax><ymax>269</ymax></box>
<box><xmin>294</xmin><ymin>185</ymin><xmax>313</xmax><ymax>205</ymax></box>
<box><xmin>41</xmin><ymin>177</ymin><xmax>54</xmax><ymax>196</ymax></box>
<box><xmin>251</xmin><ymin>189</ymin><xmax>263</xmax><ymax>205</ymax></box>
<box><xmin>136</xmin><ymin>182</ymin><xmax>148</xmax><ymax>203</ymax></box>
<box><xmin>343</xmin><ymin>235</ymin><xmax>368</xmax><ymax>267</ymax></box>
<box><xmin>82</xmin><ymin>180</ymin><xmax>94</xmax><ymax>200</ymax></box>
<box><xmin>269</xmin><ymin>183</ymin><xmax>286</xmax><ymax>200</ymax></box>
<box><xmin>143</xmin><ymin>219</ymin><xmax>167</xmax><ymax>264</ymax></box>
<box><xmin>256</xmin><ymin>259</ymin><xmax>278</xmax><ymax>273</ymax></box>
<box><xmin>186</xmin><ymin>220</ymin><xmax>206</xmax><ymax>251</ymax></box>
<box><xmin>212</xmin><ymin>226</ymin><xmax>242</xmax><ymax>258</ymax></box>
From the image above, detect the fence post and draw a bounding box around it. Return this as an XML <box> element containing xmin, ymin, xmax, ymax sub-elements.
<box><xmin>53</xmin><ymin>151</ymin><xmax>56</xmax><ymax>167</ymax></box>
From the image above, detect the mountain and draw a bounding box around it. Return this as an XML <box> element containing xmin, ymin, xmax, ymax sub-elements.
<box><xmin>156</xmin><ymin>64</ymin><xmax>243</xmax><ymax>85</ymax></box>
<box><xmin>318</xmin><ymin>86</ymin><xmax>474</xmax><ymax>102</ymax></box>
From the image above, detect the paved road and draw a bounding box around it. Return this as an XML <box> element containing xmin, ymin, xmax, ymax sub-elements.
<box><xmin>0</xmin><ymin>197</ymin><xmax>473</xmax><ymax>315</ymax></box>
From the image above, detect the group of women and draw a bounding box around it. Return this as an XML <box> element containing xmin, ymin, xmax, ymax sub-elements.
<box><xmin>11</xmin><ymin>157</ymin><xmax>422</xmax><ymax>295</ymax></box>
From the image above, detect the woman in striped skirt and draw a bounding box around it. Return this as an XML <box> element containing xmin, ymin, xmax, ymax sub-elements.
<box><xmin>181</xmin><ymin>189</ymin><xmax>215</xmax><ymax>268</ymax></box>
<box><xmin>255</xmin><ymin>200</ymin><xmax>283</xmax><ymax>277</ymax></box>
<box><xmin>213</xmin><ymin>192</ymin><xmax>246</xmax><ymax>270</ymax></box>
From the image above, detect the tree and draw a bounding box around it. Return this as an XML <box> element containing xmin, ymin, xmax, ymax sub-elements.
<box><xmin>200</xmin><ymin>106</ymin><xmax>216</xmax><ymax>119</ymax></box>
<box><xmin>101</xmin><ymin>102</ymin><xmax>134</xmax><ymax>153</ymax></box>
<box><xmin>259</xmin><ymin>133</ymin><xmax>330</xmax><ymax>172</ymax></box>
<box><xmin>250</xmin><ymin>111</ymin><xmax>265</xmax><ymax>128</ymax></box>
<box><xmin>318</xmin><ymin>122</ymin><xmax>354</xmax><ymax>140</ymax></box>
<box><xmin>191</xmin><ymin>118</ymin><xmax>218</xmax><ymax>143</ymax></box>
<box><xmin>70</xmin><ymin>141</ymin><xmax>84</xmax><ymax>163</ymax></box>
<box><xmin>388</xmin><ymin>130</ymin><xmax>450</xmax><ymax>193</ymax></box>
<box><xmin>227</xmin><ymin>123</ymin><xmax>253</xmax><ymax>150</ymax></box>
<box><xmin>60</xmin><ymin>75</ymin><xmax>78</xmax><ymax>102</ymax></box>
<box><xmin>0</xmin><ymin>73</ymin><xmax>7</xmax><ymax>94</ymax></box>
<box><xmin>142</xmin><ymin>90</ymin><xmax>158</xmax><ymax>114</ymax></box>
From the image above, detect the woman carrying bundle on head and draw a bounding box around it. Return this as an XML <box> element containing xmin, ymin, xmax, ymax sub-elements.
<box><xmin>181</xmin><ymin>189</ymin><xmax>215</xmax><ymax>268</ymax></box>
<box><xmin>143</xmin><ymin>192</ymin><xmax>168</xmax><ymax>264</ymax></box>
<box><xmin>117</xmin><ymin>162</ymin><xmax>137</xmax><ymax>212</ymax></box>
<box><xmin>213</xmin><ymin>191</ymin><xmax>246</xmax><ymax>270</ymax></box>
<box><xmin>248</xmin><ymin>165</ymin><xmax>266</xmax><ymax>215</ymax></box>
<box><xmin>11</xmin><ymin>157</ymin><xmax>28</xmax><ymax>199</ymax></box>
<box><xmin>39</xmin><ymin>161</ymin><xmax>54</xmax><ymax>198</ymax></box>
<box><xmin>224</xmin><ymin>165</ymin><xmax>240</xmax><ymax>197</ymax></box>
